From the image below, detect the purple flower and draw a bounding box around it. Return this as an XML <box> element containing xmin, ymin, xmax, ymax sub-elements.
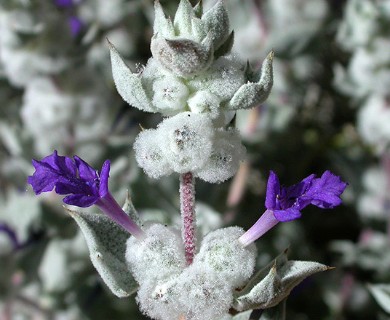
<box><xmin>266</xmin><ymin>170</ymin><xmax>347</xmax><ymax>222</ymax></box>
<box><xmin>68</xmin><ymin>16</ymin><xmax>84</xmax><ymax>37</ymax></box>
<box><xmin>28</xmin><ymin>151</ymin><xmax>145</xmax><ymax>239</ymax></box>
<box><xmin>54</xmin><ymin>0</ymin><xmax>74</xmax><ymax>8</ymax></box>
<box><xmin>239</xmin><ymin>171</ymin><xmax>347</xmax><ymax>246</ymax></box>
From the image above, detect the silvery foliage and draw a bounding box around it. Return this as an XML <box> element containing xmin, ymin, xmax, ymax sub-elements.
<box><xmin>0</xmin><ymin>191</ymin><xmax>40</xmax><ymax>254</ymax></box>
<box><xmin>331</xmin><ymin>2</ymin><xmax>390</xmax><ymax>317</ymax></box>
<box><xmin>109</xmin><ymin>0</ymin><xmax>273</xmax><ymax>182</ymax></box>
<box><xmin>20</xmin><ymin>76</ymin><xmax>112</xmax><ymax>159</ymax></box>
<box><xmin>357</xmin><ymin>165</ymin><xmax>389</xmax><ymax>221</ymax></box>
<box><xmin>334</xmin><ymin>0</ymin><xmax>390</xmax><ymax>152</ymax></box>
<box><xmin>0</xmin><ymin>4</ymin><xmax>68</xmax><ymax>87</ymax></box>
<box><xmin>0</xmin><ymin>0</ymin><xmax>139</xmax><ymax>161</ymax></box>
<box><xmin>221</xmin><ymin>0</ymin><xmax>328</xmax><ymax>142</ymax></box>
<box><xmin>0</xmin><ymin>0</ymin><xmax>143</xmax><ymax>317</ymax></box>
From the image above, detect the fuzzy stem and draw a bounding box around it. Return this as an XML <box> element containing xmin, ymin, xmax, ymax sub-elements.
<box><xmin>180</xmin><ymin>172</ymin><xmax>196</xmax><ymax>265</ymax></box>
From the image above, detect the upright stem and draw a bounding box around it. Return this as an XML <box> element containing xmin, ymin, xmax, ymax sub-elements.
<box><xmin>180</xmin><ymin>172</ymin><xmax>196</xmax><ymax>265</ymax></box>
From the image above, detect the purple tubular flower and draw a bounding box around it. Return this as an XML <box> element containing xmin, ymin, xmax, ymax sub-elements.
<box><xmin>28</xmin><ymin>151</ymin><xmax>145</xmax><ymax>239</ymax></box>
<box><xmin>239</xmin><ymin>170</ymin><xmax>347</xmax><ymax>246</ymax></box>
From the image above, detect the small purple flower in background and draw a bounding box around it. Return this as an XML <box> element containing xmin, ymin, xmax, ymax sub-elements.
<box><xmin>54</xmin><ymin>0</ymin><xmax>73</xmax><ymax>7</ymax></box>
<box><xmin>68</xmin><ymin>16</ymin><xmax>84</xmax><ymax>37</ymax></box>
<box><xmin>28</xmin><ymin>151</ymin><xmax>145</xmax><ymax>239</ymax></box>
<box><xmin>54</xmin><ymin>0</ymin><xmax>84</xmax><ymax>37</ymax></box>
<box><xmin>239</xmin><ymin>170</ymin><xmax>347</xmax><ymax>246</ymax></box>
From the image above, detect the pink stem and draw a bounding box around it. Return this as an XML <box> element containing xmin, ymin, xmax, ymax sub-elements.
<box><xmin>381</xmin><ymin>153</ymin><xmax>390</xmax><ymax>241</ymax></box>
<box><xmin>180</xmin><ymin>172</ymin><xmax>196</xmax><ymax>265</ymax></box>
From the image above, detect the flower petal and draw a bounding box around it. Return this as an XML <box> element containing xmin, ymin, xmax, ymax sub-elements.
<box><xmin>63</xmin><ymin>194</ymin><xmax>99</xmax><ymax>207</ymax></box>
<box><xmin>99</xmin><ymin>160</ymin><xmax>110</xmax><ymax>197</ymax></box>
<box><xmin>273</xmin><ymin>208</ymin><xmax>302</xmax><ymax>222</ymax></box>
<box><xmin>265</xmin><ymin>171</ymin><xmax>280</xmax><ymax>210</ymax></box>
<box><xmin>74</xmin><ymin>156</ymin><xmax>97</xmax><ymax>181</ymax></box>
<box><xmin>301</xmin><ymin>171</ymin><xmax>347</xmax><ymax>209</ymax></box>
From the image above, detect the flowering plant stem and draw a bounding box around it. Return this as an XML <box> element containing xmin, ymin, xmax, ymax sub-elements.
<box><xmin>180</xmin><ymin>172</ymin><xmax>196</xmax><ymax>265</ymax></box>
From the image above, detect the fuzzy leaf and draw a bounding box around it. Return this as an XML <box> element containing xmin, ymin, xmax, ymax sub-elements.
<box><xmin>108</xmin><ymin>40</ymin><xmax>155</xmax><ymax>112</ymax></box>
<box><xmin>174</xmin><ymin>0</ymin><xmax>194</xmax><ymax>36</ymax></box>
<box><xmin>153</xmin><ymin>1</ymin><xmax>174</xmax><ymax>37</ymax></box>
<box><xmin>238</xmin><ymin>249</ymin><xmax>288</xmax><ymax>297</ymax></box>
<box><xmin>227</xmin><ymin>51</ymin><xmax>274</xmax><ymax>110</ymax></box>
<box><xmin>67</xmin><ymin>208</ymin><xmax>138</xmax><ymax>298</ymax></box>
<box><xmin>202</xmin><ymin>0</ymin><xmax>229</xmax><ymax>49</ymax></box>
<box><xmin>234</xmin><ymin>252</ymin><xmax>330</xmax><ymax>311</ymax></box>
<box><xmin>191</xmin><ymin>17</ymin><xmax>206</xmax><ymax>41</ymax></box>
<box><xmin>367</xmin><ymin>284</ymin><xmax>390</xmax><ymax>314</ymax></box>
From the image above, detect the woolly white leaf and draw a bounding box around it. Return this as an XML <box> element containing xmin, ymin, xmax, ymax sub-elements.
<box><xmin>153</xmin><ymin>1</ymin><xmax>174</xmax><ymax>37</ymax></box>
<box><xmin>234</xmin><ymin>252</ymin><xmax>330</xmax><ymax>311</ymax></box>
<box><xmin>227</xmin><ymin>51</ymin><xmax>274</xmax><ymax>110</ymax></box>
<box><xmin>202</xmin><ymin>0</ymin><xmax>230</xmax><ymax>49</ymax></box>
<box><xmin>67</xmin><ymin>209</ymin><xmax>137</xmax><ymax>298</ymax></box>
<box><xmin>108</xmin><ymin>41</ymin><xmax>155</xmax><ymax>112</ymax></box>
<box><xmin>174</xmin><ymin>0</ymin><xmax>194</xmax><ymax>37</ymax></box>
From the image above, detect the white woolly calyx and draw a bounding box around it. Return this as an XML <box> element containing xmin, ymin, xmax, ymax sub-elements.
<box><xmin>194</xmin><ymin>227</ymin><xmax>257</xmax><ymax>289</ymax></box>
<box><xmin>127</xmin><ymin>223</ymin><xmax>255</xmax><ymax>320</ymax></box>
<box><xmin>133</xmin><ymin>112</ymin><xmax>246</xmax><ymax>183</ymax></box>
<box><xmin>125</xmin><ymin>223</ymin><xmax>186</xmax><ymax>285</ymax></box>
